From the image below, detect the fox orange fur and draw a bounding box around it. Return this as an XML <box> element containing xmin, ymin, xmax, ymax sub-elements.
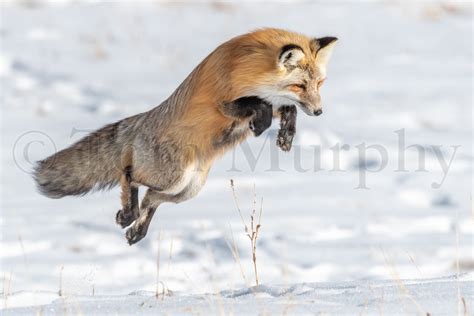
<box><xmin>34</xmin><ymin>28</ymin><xmax>338</xmax><ymax>244</ymax></box>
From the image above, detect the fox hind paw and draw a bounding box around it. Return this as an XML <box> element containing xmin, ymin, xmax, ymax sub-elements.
<box><xmin>125</xmin><ymin>224</ymin><xmax>147</xmax><ymax>245</ymax></box>
<box><xmin>116</xmin><ymin>209</ymin><xmax>137</xmax><ymax>229</ymax></box>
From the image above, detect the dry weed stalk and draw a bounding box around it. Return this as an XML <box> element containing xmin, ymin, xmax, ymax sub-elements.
<box><xmin>455</xmin><ymin>212</ymin><xmax>461</xmax><ymax>316</ymax></box>
<box><xmin>155</xmin><ymin>229</ymin><xmax>162</xmax><ymax>299</ymax></box>
<box><xmin>18</xmin><ymin>233</ymin><xmax>28</xmax><ymax>268</ymax></box>
<box><xmin>461</xmin><ymin>297</ymin><xmax>468</xmax><ymax>316</ymax></box>
<box><xmin>367</xmin><ymin>285</ymin><xmax>384</xmax><ymax>316</ymax></box>
<box><xmin>35</xmin><ymin>305</ymin><xmax>44</xmax><ymax>316</ymax></box>
<box><xmin>454</xmin><ymin>213</ymin><xmax>468</xmax><ymax>316</ymax></box>
<box><xmin>226</xmin><ymin>224</ymin><xmax>247</xmax><ymax>283</ymax></box>
<box><xmin>406</xmin><ymin>251</ymin><xmax>423</xmax><ymax>277</ymax></box>
<box><xmin>167</xmin><ymin>237</ymin><xmax>174</xmax><ymax>274</ymax></box>
<box><xmin>205</xmin><ymin>244</ymin><xmax>226</xmax><ymax>316</ymax></box>
<box><xmin>155</xmin><ymin>230</ymin><xmax>173</xmax><ymax>300</ymax></box>
<box><xmin>3</xmin><ymin>272</ymin><xmax>12</xmax><ymax>309</ymax></box>
<box><xmin>381</xmin><ymin>249</ymin><xmax>428</xmax><ymax>315</ymax></box>
<box><xmin>230</xmin><ymin>179</ymin><xmax>263</xmax><ymax>286</ymax></box>
<box><xmin>58</xmin><ymin>266</ymin><xmax>64</xmax><ymax>297</ymax></box>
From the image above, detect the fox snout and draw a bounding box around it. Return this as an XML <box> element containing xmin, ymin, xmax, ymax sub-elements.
<box><xmin>297</xmin><ymin>90</ymin><xmax>323</xmax><ymax>117</ymax></box>
<box><xmin>298</xmin><ymin>101</ymin><xmax>323</xmax><ymax>116</ymax></box>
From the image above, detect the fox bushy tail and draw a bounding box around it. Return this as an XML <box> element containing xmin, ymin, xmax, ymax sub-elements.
<box><xmin>33</xmin><ymin>122</ymin><xmax>124</xmax><ymax>198</ymax></box>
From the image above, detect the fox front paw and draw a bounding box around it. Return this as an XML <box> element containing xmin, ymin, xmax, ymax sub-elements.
<box><xmin>276</xmin><ymin>127</ymin><xmax>295</xmax><ymax>151</ymax></box>
<box><xmin>276</xmin><ymin>105</ymin><xmax>297</xmax><ymax>152</ymax></box>
<box><xmin>249</xmin><ymin>102</ymin><xmax>273</xmax><ymax>137</ymax></box>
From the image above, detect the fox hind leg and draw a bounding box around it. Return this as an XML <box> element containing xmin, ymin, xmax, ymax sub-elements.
<box><xmin>125</xmin><ymin>188</ymin><xmax>162</xmax><ymax>245</ymax></box>
<box><xmin>125</xmin><ymin>187</ymin><xmax>191</xmax><ymax>245</ymax></box>
<box><xmin>116</xmin><ymin>166</ymin><xmax>140</xmax><ymax>228</ymax></box>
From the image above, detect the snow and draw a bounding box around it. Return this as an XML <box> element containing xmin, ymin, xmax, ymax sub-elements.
<box><xmin>1</xmin><ymin>0</ymin><xmax>472</xmax><ymax>314</ymax></box>
<box><xmin>3</xmin><ymin>273</ymin><xmax>473</xmax><ymax>315</ymax></box>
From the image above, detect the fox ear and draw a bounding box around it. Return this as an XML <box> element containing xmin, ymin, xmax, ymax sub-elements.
<box><xmin>312</xmin><ymin>37</ymin><xmax>338</xmax><ymax>66</ymax></box>
<box><xmin>279</xmin><ymin>44</ymin><xmax>305</xmax><ymax>70</ymax></box>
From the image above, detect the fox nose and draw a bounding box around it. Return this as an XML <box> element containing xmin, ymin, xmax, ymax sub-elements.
<box><xmin>314</xmin><ymin>109</ymin><xmax>323</xmax><ymax>116</ymax></box>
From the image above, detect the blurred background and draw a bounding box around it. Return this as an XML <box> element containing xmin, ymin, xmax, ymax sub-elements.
<box><xmin>1</xmin><ymin>0</ymin><xmax>472</xmax><ymax>304</ymax></box>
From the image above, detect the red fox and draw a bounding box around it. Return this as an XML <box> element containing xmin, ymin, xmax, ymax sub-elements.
<box><xmin>34</xmin><ymin>28</ymin><xmax>337</xmax><ymax>245</ymax></box>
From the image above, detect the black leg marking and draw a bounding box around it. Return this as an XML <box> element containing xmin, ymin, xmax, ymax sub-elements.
<box><xmin>116</xmin><ymin>187</ymin><xmax>139</xmax><ymax>228</ymax></box>
<box><xmin>249</xmin><ymin>100</ymin><xmax>273</xmax><ymax>136</ymax></box>
<box><xmin>116</xmin><ymin>166</ymin><xmax>140</xmax><ymax>228</ymax></box>
<box><xmin>220</xmin><ymin>96</ymin><xmax>273</xmax><ymax>136</ymax></box>
<box><xmin>220</xmin><ymin>96</ymin><xmax>260</xmax><ymax>119</ymax></box>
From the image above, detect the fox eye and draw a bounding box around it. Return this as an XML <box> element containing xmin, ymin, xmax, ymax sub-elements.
<box><xmin>289</xmin><ymin>84</ymin><xmax>306</xmax><ymax>93</ymax></box>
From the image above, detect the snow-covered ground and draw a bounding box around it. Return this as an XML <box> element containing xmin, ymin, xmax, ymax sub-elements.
<box><xmin>3</xmin><ymin>273</ymin><xmax>473</xmax><ymax>315</ymax></box>
<box><xmin>1</xmin><ymin>1</ymin><xmax>472</xmax><ymax>314</ymax></box>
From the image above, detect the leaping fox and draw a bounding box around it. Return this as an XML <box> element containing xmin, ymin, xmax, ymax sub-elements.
<box><xmin>34</xmin><ymin>28</ymin><xmax>338</xmax><ymax>245</ymax></box>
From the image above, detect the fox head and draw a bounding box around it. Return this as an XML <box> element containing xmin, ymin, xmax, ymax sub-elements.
<box><xmin>218</xmin><ymin>29</ymin><xmax>338</xmax><ymax>116</ymax></box>
<box><xmin>270</xmin><ymin>37</ymin><xmax>338</xmax><ymax>116</ymax></box>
